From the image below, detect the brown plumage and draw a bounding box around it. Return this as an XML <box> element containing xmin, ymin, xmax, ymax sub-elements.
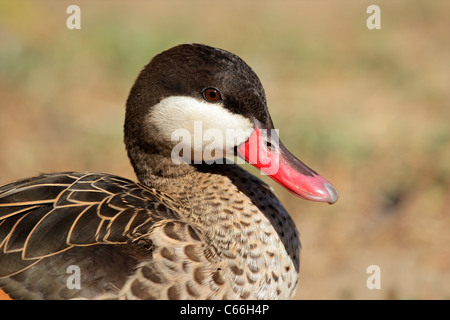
<box><xmin>0</xmin><ymin>44</ymin><xmax>338</xmax><ymax>299</ymax></box>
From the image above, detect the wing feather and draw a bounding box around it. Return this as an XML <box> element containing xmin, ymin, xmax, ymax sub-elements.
<box><xmin>0</xmin><ymin>172</ymin><xmax>179</xmax><ymax>278</ymax></box>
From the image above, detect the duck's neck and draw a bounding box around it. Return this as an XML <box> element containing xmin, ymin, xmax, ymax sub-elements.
<box><xmin>128</xmin><ymin>147</ymin><xmax>301</xmax><ymax>298</ymax></box>
<box><xmin>129</xmin><ymin>145</ymin><xmax>299</xmax><ymax>259</ymax></box>
<box><xmin>127</xmin><ymin>144</ymin><xmax>214</xmax><ymax>193</ymax></box>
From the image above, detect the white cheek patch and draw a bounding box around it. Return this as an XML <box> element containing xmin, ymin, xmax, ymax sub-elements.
<box><xmin>149</xmin><ymin>96</ymin><xmax>254</xmax><ymax>162</ymax></box>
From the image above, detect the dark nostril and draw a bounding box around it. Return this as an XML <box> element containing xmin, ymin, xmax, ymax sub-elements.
<box><xmin>264</xmin><ymin>139</ymin><xmax>278</xmax><ymax>153</ymax></box>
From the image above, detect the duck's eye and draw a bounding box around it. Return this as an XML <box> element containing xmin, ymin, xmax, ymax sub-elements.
<box><xmin>203</xmin><ymin>88</ymin><xmax>222</xmax><ymax>102</ymax></box>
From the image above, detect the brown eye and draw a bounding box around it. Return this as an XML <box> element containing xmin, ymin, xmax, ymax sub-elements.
<box><xmin>203</xmin><ymin>88</ymin><xmax>222</xmax><ymax>102</ymax></box>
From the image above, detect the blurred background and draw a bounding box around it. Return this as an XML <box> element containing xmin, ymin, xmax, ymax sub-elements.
<box><xmin>0</xmin><ymin>0</ymin><xmax>449</xmax><ymax>299</ymax></box>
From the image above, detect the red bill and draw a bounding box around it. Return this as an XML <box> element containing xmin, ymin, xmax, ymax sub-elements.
<box><xmin>236</xmin><ymin>128</ymin><xmax>339</xmax><ymax>204</ymax></box>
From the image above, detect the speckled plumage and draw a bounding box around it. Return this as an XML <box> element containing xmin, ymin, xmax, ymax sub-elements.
<box><xmin>0</xmin><ymin>165</ymin><xmax>299</xmax><ymax>299</ymax></box>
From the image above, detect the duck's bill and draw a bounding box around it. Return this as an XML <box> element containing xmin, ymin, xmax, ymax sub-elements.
<box><xmin>236</xmin><ymin>128</ymin><xmax>339</xmax><ymax>204</ymax></box>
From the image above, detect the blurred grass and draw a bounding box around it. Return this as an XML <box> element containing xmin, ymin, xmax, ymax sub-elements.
<box><xmin>1</xmin><ymin>0</ymin><xmax>449</xmax><ymax>299</ymax></box>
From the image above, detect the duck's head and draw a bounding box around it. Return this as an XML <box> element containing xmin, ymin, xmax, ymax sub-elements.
<box><xmin>125</xmin><ymin>43</ymin><xmax>339</xmax><ymax>204</ymax></box>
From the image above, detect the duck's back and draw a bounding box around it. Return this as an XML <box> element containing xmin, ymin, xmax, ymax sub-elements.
<box><xmin>0</xmin><ymin>172</ymin><xmax>177</xmax><ymax>299</ymax></box>
<box><xmin>0</xmin><ymin>167</ymin><xmax>300</xmax><ymax>300</ymax></box>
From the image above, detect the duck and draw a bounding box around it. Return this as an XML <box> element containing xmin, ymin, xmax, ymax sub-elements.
<box><xmin>0</xmin><ymin>43</ymin><xmax>338</xmax><ymax>300</ymax></box>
